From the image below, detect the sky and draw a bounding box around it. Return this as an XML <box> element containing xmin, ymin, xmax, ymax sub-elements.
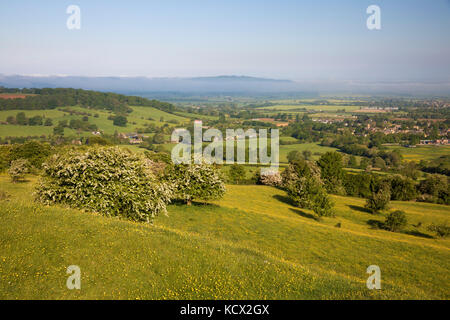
<box><xmin>1</xmin><ymin>0</ymin><xmax>450</xmax><ymax>82</ymax></box>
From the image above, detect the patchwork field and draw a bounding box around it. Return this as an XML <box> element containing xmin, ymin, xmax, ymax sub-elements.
<box><xmin>258</xmin><ymin>104</ymin><xmax>361</xmax><ymax>112</ymax></box>
<box><xmin>279</xmin><ymin>143</ymin><xmax>338</xmax><ymax>163</ymax></box>
<box><xmin>0</xmin><ymin>174</ymin><xmax>448</xmax><ymax>299</ymax></box>
<box><xmin>384</xmin><ymin>145</ymin><xmax>450</xmax><ymax>162</ymax></box>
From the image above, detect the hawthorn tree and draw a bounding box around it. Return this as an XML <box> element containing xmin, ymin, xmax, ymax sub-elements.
<box><xmin>113</xmin><ymin>115</ymin><xmax>128</xmax><ymax>127</ymax></box>
<box><xmin>317</xmin><ymin>151</ymin><xmax>345</xmax><ymax>194</ymax></box>
<box><xmin>227</xmin><ymin>164</ymin><xmax>246</xmax><ymax>184</ymax></box>
<box><xmin>365</xmin><ymin>181</ymin><xmax>391</xmax><ymax>214</ymax></box>
<box><xmin>8</xmin><ymin>158</ymin><xmax>29</xmax><ymax>182</ymax></box>
<box><xmin>282</xmin><ymin>159</ymin><xmax>334</xmax><ymax>218</ymax></box>
<box><xmin>36</xmin><ymin>147</ymin><xmax>172</xmax><ymax>222</ymax></box>
<box><xmin>165</xmin><ymin>162</ymin><xmax>226</xmax><ymax>205</ymax></box>
<box><xmin>384</xmin><ymin>210</ymin><xmax>408</xmax><ymax>232</ymax></box>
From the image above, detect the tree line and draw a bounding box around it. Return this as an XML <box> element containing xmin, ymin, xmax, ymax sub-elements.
<box><xmin>0</xmin><ymin>88</ymin><xmax>178</xmax><ymax>115</ymax></box>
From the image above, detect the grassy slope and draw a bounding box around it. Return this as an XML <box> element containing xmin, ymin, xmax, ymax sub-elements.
<box><xmin>0</xmin><ymin>106</ymin><xmax>189</xmax><ymax>138</ymax></box>
<box><xmin>0</xmin><ymin>174</ymin><xmax>448</xmax><ymax>299</ymax></box>
<box><xmin>279</xmin><ymin>143</ymin><xmax>338</xmax><ymax>162</ymax></box>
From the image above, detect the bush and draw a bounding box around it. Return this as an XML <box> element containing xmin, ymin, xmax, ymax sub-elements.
<box><xmin>227</xmin><ymin>164</ymin><xmax>246</xmax><ymax>184</ymax></box>
<box><xmin>258</xmin><ymin>169</ymin><xmax>282</xmax><ymax>187</ymax></box>
<box><xmin>343</xmin><ymin>172</ymin><xmax>374</xmax><ymax>198</ymax></box>
<box><xmin>9</xmin><ymin>141</ymin><xmax>52</xmax><ymax>169</ymax></box>
<box><xmin>389</xmin><ymin>175</ymin><xmax>417</xmax><ymax>201</ymax></box>
<box><xmin>113</xmin><ymin>115</ymin><xmax>128</xmax><ymax>127</ymax></box>
<box><xmin>418</xmin><ymin>174</ymin><xmax>450</xmax><ymax>205</ymax></box>
<box><xmin>8</xmin><ymin>159</ymin><xmax>29</xmax><ymax>182</ymax></box>
<box><xmin>0</xmin><ymin>145</ymin><xmax>12</xmax><ymax>172</ymax></box>
<box><xmin>35</xmin><ymin>147</ymin><xmax>171</xmax><ymax>222</ymax></box>
<box><xmin>152</xmin><ymin>133</ymin><xmax>165</xmax><ymax>144</ymax></box>
<box><xmin>0</xmin><ymin>190</ymin><xmax>10</xmax><ymax>201</ymax></box>
<box><xmin>310</xmin><ymin>186</ymin><xmax>335</xmax><ymax>217</ymax></box>
<box><xmin>165</xmin><ymin>162</ymin><xmax>226</xmax><ymax>205</ymax></box>
<box><xmin>365</xmin><ymin>181</ymin><xmax>391</xmax><ymax>214</ymax></box>
<box><xmin>286</xmin><ymin>150</ymin><xmax>304</xmax><ymax>163</ymax></box>
<box><xmin>427</xmin><ymin>223</ymin><xmax>450</xmax><ymax>238</ymax></box>
<box><xmin>87</xmin><ymin>136</ymin><xmax>111</xmax><ymax>145</ymax></box>
<box><xmin>384</xmin><ymin>210</ymin><xmax>407</xmax><ymax>232</ymax></box>
<box><xmin>317</xmin><ymin>152</ymin><xmax>345</xmax><ymax>194</ymax></box>
<box><xmin>283</xmin><ymin>159</ymin><xmax>334</xmax><ymax>217</ymax></box>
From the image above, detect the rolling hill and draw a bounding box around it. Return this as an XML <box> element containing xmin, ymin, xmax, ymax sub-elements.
<box><xmin>0</xmin><ymin>174</ymin><xmax>448</xmax><ymax>299</ymax></box>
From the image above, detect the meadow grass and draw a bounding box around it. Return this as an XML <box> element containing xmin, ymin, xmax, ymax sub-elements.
<box><xmin>279</xmin><ymin>143</ymin><xmax>338</xmax><ymax>162</ymax></box>
<box><xmin>0</xmin><ymin>174</ymin><xmax>448</xmax><ymax>299</ymax></box>
<box><xmin>258</xmin><ymin>104</ymin><xmax>360</xmax><ymax>112</ymax></box>
<box><xmin>0</xmin><ymin>106</ymin><xmax>189</xmax><ymax>138</ymax></box>
<box><xmin>384</xmin><ymin>145</ymin><xmax>450</xmax><ymax>162</ymax></box>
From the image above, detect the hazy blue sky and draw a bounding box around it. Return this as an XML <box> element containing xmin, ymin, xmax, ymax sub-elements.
<box><xmin>1</xmin><ymin>0</ymin><xmax>449</xmax><ymax>81</ymax></box>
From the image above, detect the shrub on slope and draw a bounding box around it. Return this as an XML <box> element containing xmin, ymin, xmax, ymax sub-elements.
<box><xmin>35</xmin><ymin>147</ymin><xmax>171</xmax><ymax>222</ymax></box>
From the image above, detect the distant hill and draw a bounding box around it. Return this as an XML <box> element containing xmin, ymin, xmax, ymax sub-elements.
<box><xmin>0</xmin><ymin>74</ymin><xmax>301</xmax><ymax>94</ymax></box>
<box><xmin>1</xmin><ymin>74</ymin><xmax>449</xmax><ymax>96</ymax></box>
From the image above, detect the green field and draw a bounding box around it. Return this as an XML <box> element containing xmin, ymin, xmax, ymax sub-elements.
<box><xmin>0</xmin><ymin>106</ymin><xmax>189</xmax><ymax>138</ymax></box>
<box><xmin>1</xmin><ymin>174</ymin><xmax>448</xmax><ymax>299</ymax></box>
<box><xmin>279</xmin><ymin>143</ymin><xmax>338</xmax><ymax>163</ymax></box>
<box><xmin>384</xmin><ymin>145</ymin><xmax>450</xmax><ymax>162</ymax></box>
<box><xmin>258</xmin><ymin>104</ymin><xmax>360</xmax><ymax>112</ymax></box>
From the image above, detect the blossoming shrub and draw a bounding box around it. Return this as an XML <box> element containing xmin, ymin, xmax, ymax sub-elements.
<box><xmin>35</xmin><ymin>147</ymin><xmax>172</xmax><ymax>222</ymax></box>
<box><xmin>165</xmin><ymin>162</ymin><xmax>226</xmax><ymax>205</ymax></box>
<box><xmin>258</xmin><ymin>169</ymin><xmax>282</xmax><ymax>187</ymax></box>
<box><xmin>282</xmin><ymin>159</ymin><xmax>334</xmax><ymax>217</ymax></box>
<box><xmin>8</xmin><ymin>158</ymin><xmax>30</xmax><ymax>182</ymax></box>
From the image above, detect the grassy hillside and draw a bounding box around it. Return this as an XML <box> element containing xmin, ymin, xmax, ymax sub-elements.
<box><xmin>0</xmin><ymin>174</ymin><xmax>448</xmax><ymax>299</ymax></box>
<box><xmin>0</xmin><ymin>105</ymin><xmax>189</xmax><ymax>138</ymax></box>
<box><xmin>280</xmin><ymin>143</ymin><xmax>338</xmax><ymax>163</ymax></box>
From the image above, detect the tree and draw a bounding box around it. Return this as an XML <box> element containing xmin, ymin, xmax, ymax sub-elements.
<box><xmin>365</xmin><ymin>181</ymin><xmax>391</xmax><ymax>214</ymax></box>
<box><xmin>152</xmin><ymin>132</ymin><xmax>165</xmax><ymax>144</ymax></box>
<box><xmin>360</xmin><ymin>157</ymin><xmax>370</xmax><ymax>170</ymax></box>
<box><xmin>6</xmin><ymin>115</ymin><xmax>16</xmax><ymax>124</ymax></box>
<box><xmin>302</xmin><ymin>150</ymin><xmax>312</xmax><ymax>160</ymax></box>
<box><xmin>88</xmin><ymin>136</ymin><xmax>111</xmax><ymax>145</ymax></box>
<box><xmin>8</xmin><ymin>158</ymin><xmax>29</xmax><ymax>182</ymax></box>
<box><xmin>165</xmin><ymin>162</ymin><xmax>226</xmax><ymax>205</ymax></box>
<box><xmin>258</xmin><ymin>169</ymin><xmax>282</xmax><ymax>187</ymax></box>
<box><xmin>384</xmin><ymin>210</ymin><xmax>407</xmax><ymax>232</ymax></box>
<box><xmin>36</xmin><ymin>147</ymin><xmax>171</xmax><ymax>222</ymax></box>
<box><xmin>16</xmin><ymin>112</ymin><xmax>27</xmax><ymax>125</ymax></box>
<box><xmin>427</xmin><ymin>223</ymin><xmax>450</xmax><ymax>238</ymax></box>
<box><xmin>113</xmin><ymin>115</ymin><xmax>128</xmax><ymax>127</ymax></box>
<box><xmin>9</xmin><ymin>141</ymin><xmax>52</xmax><ymax>169</ymax></box>
<box><xmin>228</xmin><ymin>164</ymin><xmax>246</xmax><ymax>184</ymax></box>
<box><xmin>372</xmin><ymin>157</ymin><xmax>386</xmax><ymax>170</ymax></box>
<box><xmin>317</xmin><ymin>151</ymin><xmax>345</xmax><ymax>194</ymax></box>
<box><xmin>348</xmin><ymin>155</ymin><xmax>357</xmax><ymax>168</ymax></box>
<box><xmin>283</xmin><ymin>159</ymin><xmax>334</xmax><ymax>218</ymax></box>
<box><xmin>28</xmin><ymin>115</ymin><xmax>43</xmax><ymax>126</ymax></box>
<box><xmin>389</xmin><ymin>176</ymin><xmax>417</xmax><ymax>201</ymax></box>
<box><xmin>44</xmin><ymin>118</ymin><xmax>53</xmax><ymax>126</ymax></box>
<box><xmin>53</xmin><ymin>126</ymin><xmax>64</xmax><ymax>136</ymax></box>
<box><xmin>310</xmin><ymin>184</ymin><xmax>334</xmax><ymax>217</ymax></box>
<box><xmin>343</xmin><ymin>172</ymin><xmax>374</xmax><ymax>198</ymax></box>
<box><xmin>287</xmin><ymin>150</ymin><xmax>304</xmax><ymax>163</ymax></box>
<box><xmin>418</xmin><ymin>174</ymin><xmax>449</xmax><ymax>205</ymax></box>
